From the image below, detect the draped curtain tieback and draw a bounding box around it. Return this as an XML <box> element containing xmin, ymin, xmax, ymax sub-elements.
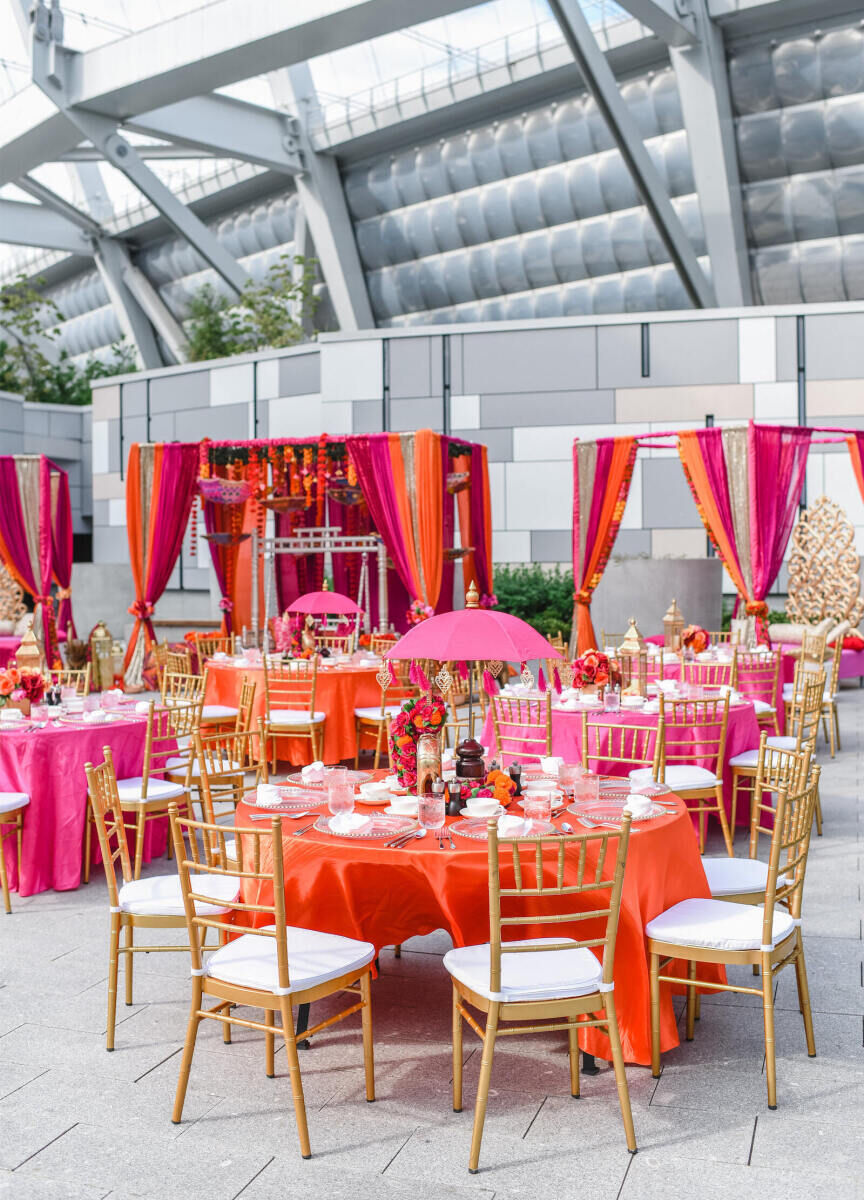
<box><xmin>34</xmin><ymin>594</ymin><xmax>54</xmax><ymax>606</ymax></box>
<box><xmin>128</xmin><ymin>600</ymin><xmax>154</xmax><ymax>618</ymax></box>
<box><xmin>219</xmin><ymin>598</ymin><xmax>234</xmax><ymax>612</ymax></box>
<box><xmin>745</xmin><ymin>600</ymin><xmax>769</xmax><ymax>617</ymax></box>
<box><xmin>575</xmin><ymin>590</ymin><xmax>592</xmax><ymax>606</ymax></box>
<box><xmin>56</xmin><ymin>587</ymin><xmax>71</xmax><ymax>601</ymax></box>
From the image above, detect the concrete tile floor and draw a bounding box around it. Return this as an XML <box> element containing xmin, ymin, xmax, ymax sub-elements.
<box><xmin>1</xmin><ymin>688</ymin><xmax>863</xmax><ymax>1198</ymax></box>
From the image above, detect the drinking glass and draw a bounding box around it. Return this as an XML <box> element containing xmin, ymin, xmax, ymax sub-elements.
<box><xmin>522</xmin><ymin>792</ymin><xmax>552</xmax><ymax>827</ymax></box>
<box><xmin>604</xmin><ymin>686</ymin><xmax>620</xmax><ymax>713</ymax></box>
<box><xmin>418</xmin><ymin>793</ymin><xmax>445</xmax><ymax>839</ymax></box>
<box><xmin>574</xmin><ymin>773</ymin><xmax>600</xmax><ymax>807</ymax></box>
<box><xmin>327</xmin><ymin>781</ymin><xmax>355</xmax><ymax>819</ymax></box>
<box><xmin>559</xmin><ymin>762</ymin><xmax>584</xmax><ymax>798</ymax></box>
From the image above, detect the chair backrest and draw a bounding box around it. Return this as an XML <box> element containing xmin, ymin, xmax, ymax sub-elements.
<box><xmin>50</xmin><ymin>665</ymin><xmax>91</xmax><ymax>695</ymax></box>
<box><xmin>760</xmin><ymin>766</ymin><xmax>821</xmax><ymax>934</ymax></box>
<box><xmin>378</xmin><ymin>661</ymin><xmax>420</xmax><ymax>718</ymax></box>
<box><xmin>681</xmin><ymin>655</ymin><xmax>736</xmax><ymax>690</ymax></box>
<box><xmin>162</xmin><ymin>667</ymin><xmax>207</xmax><ymax>708</ymax></box>
<box><xmin>197</xmin><ymin>633</ymin><xmax>236</xmax><ymax>660</ymax></box>
<box><xmin>167</xmin><ymin>646</ymin><xmax>193</xmax><ymax>675</ymax></box>
<box><xmin>580</xmin><ymin>712</ymin><xmax>663</xmax><ymax>776</ymax></box>
<box><xmin>169</xmin><ymin>805</ymin><xmax>291</xmax><ymax>987</ymax></box>
<box><xmin>151</xmin><ymin>641</ymin><xmax>171</xmax><ymax>681</ymax></box>
<box><xmin>487</xmin><ymin>815</ymin><xmax>632</xmax><ymax>994</ymax></box>
<box><xmin>706</xmin><ymin>630</ymin><xmax>734</xmax><ymax>645</ymax></box>
<box><xmin>735</xmin><ymin>649</ymin><xmax>781</xmax><ymax>708</ymax></box>
<box><xmin>800</xmin><ymin>630</ymin><xmax>827</xmax><ymax>668</ymax></box>
<box><xmin>84</xmin><ymin>748</ymin><xmax>133</xmax><ymax>902</ymax></box>
<box><xmin>140</xmin><ymin>700</ymin><xmax>196</xmax><ymax>793</ymax></box>
<box><xmin>825</xmin><ymin>637</ymin><xmax>843</xmax><ymax>699</ymax></box>
<box><xmin>786</xmin><ymin>667</ymin><xmax>826</xmax><ymax>751</ymax></box>
<box><xmin>318</xmin><ymin>631</ymin><xmax>355</xmax><ymax>655</ymax></box>
<box><xmin>193</xmin><ymin>720</ymin><xmax>267</xmax><ymax>865</ymax></box>
<box><xmin>490</xmin><ymin>692</ymin><xmax>551</xmax><ymax>765</ymax></box>
<box><xmin>234</xmin><ymin>676</ymin><xmax>257</xmax><ymax>732</ymax></box>
<box><xmin>263</xmin><ymin>656</ymin><xmax>318</xmax><ymax>718</ymax></box>
<box><xmin>748</xmin><ymin>731</ymin><xmax>813</xmax><ymax>857</ymax></box>
<box><xmin>600</xmin><ymin>630</ymin><xmax>625</xmax><ymax>652</ymax></box>
<box><xmin>658</xmin><ymin>694</ymin><xmax>730</xmax><ymax>777</ymax></box>
<box><xmin>370</xmin><ymin>632</ymin><xmax>397</xmax><ymax>656</ymax></box>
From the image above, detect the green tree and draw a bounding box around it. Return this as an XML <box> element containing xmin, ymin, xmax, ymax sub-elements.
<box><xmin>493</xmin><ymin>564</ymin><xmax>575</xmax><ymax>641</ymax></box>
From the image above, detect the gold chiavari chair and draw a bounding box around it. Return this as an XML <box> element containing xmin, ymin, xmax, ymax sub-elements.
<box><xmin>262</xmin><ymin>657</ymin><xmax>325</xmax><ymax>771</ymax></box>
<box><xmin>354</xmin><ymin>662</ymin><xmax>419</xmax><ymax>769</ymax></box>
<box><xmin>85</xmin><ymin>750</ymin><xmax>240</xmax><ymax>1050</ymax></box>
<box><xmin>444</xmin><ymin>663</ymin><xmax>487</xmax><ymax>748</ymax></box>
<box><xmin>548</xmin><ymin>630</ymin><xmax>567</xmax><ymax>654</ymax></box>
<box><xmin>580</xmin><ymin>712</ymin><xmax>663</xmax><ymax>779</ymax></box>
<box><xmin>49</xmin><ymin>664</ymin><xmax>91</xmax><ymax>695</ymax></box>
<box><xmin>489</xmin><ymin>691</ymin><xmax>552</xmax><ymax>765</ymax></box>
<box><xmin>151</xmin><ymin>641</ymin><xmax>171</xmax><ymax>687</ymax></box>
<box><xmin>782</xmin><ymin>638</ymin><xmax>842</xmax><ymax>758</ymax></box>
<box><xmin>199</xmin><ymin>673</ymin><xmax>256</xmax><ymax>729</ymax></box>
<box><xmin>647</xmin><ymin>768</ymin><xmax>820</xmax><ymax>1109</ymax></box>
<box><xmin>729</xmin><ymin>667</ymin><xmax>825</xmax><ymax>838</ymax></box>
<box><xmin>193</xmin><ymin>721</ymin><xmax>268</xmax><ymax>866</ymax></box>
<box><xmin>161</xmin><ymin>667</ymin><xmax>208</xmax><ymax>709</ymax></box>
<box><xmin>600</xmin><ymin>630</ymin><xmax>625</xmax><ymax>652</ymax></box>
<box><xmin>680</xmin><ymin>653</ymin><xmax>736</xmax><ymax>690</ymax></box>
<box><xmin>636</xmin><ymin>695</ymin><xmax>733</xmax><ymax>856</ymax></box>
<box><xmin>445</xmin><ymin>815</ymin><xmax>637</xmax><ymax>1173</ymax></box>
<box><xmin>735</xmin><ymin>648</ymin><xmax>782</xmax><ymax>736</ymax></box>
<box><xmin>701</xmin><ymin>732</ymin><xmax>813</xmax><ymax>901</ymax></box>
<box><xmin>317</xmin><ymin>630</ymin><xmax>355</xmax><ymax>655</ymax></box>
<box><xmin>370</xmin><ymin>632</ymin><xmax>397</xmax><ymax>656</ymax></box>
<box><xmin>705</xmin><ymin>630</ymin><xmax>735</xmax><ymax>645</ymax></box>
<box><xmin>167</xmin><ymin>646</ymin><xmax>193</xmax><ymax>675</ymax></box>
<box><xmin>168</xmin><ymin>805</ymin><xmax>375</xmax><ymax>1158</ymax></box>
<box><xmin>0</xmin><ymin>791</ymin><xmax>29</xmax><ymax>914</ymax></box>
<box><xmin>196</xmin><ymin>633</ymin><xmax>236</xmax><ymax>660</ymax></box>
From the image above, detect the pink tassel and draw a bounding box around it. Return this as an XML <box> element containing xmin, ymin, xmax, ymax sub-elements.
<box><xmin>538</xmin><ymin>666</ymin><xmax>546</xmax><ymax>693</ymax></box>
<box><xmin>520</xmin><ymin>661</ymin><xmax>527</xmax><ymax>675</ymax></box>
<box><xmin>553</xmin><ymin>667</ymin><xmax>562</xmax><ymax>694</ymax></box>
<box><xmin>457</xmin><ymin>660</ymin><xmax>469</xmax><ymax>681</ymax></box>
<box><xmin>482</xmin><ymin>669</ymin><xmax>498</xmax><ymax>697</ymax></box>
<box><xmin>416</xmin><ymin>664</ymin><xmax>431</xmax><ymax>691</ymax></box>
<box><xmin>409</xmin><ymin>661</ymin><xmax>419</xmax><ymax>686</ymax></box>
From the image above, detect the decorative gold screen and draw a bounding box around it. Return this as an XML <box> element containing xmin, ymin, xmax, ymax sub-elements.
<box><xmin>0</xmin><ymin>563</ymin><xmax>26</xmax><ymax>624</ymax></box>
<box><xmin>787</xmin><ymin>496</ymin><xmax>863</xmax><ymax>629</ymax></box>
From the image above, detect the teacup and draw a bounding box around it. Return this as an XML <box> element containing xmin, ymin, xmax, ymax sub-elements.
<box><xmin>465</xmin><ymin>797</ymin><xmax>499</xmax><ymax>818</ymax></box>
<box><xmin>389</xmin><ymin>795</ymin><xmax>419</xmax><ymax>816</ymax></box>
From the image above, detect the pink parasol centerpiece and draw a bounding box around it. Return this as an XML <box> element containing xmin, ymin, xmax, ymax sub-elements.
<box><xmin>285</xmin><ymin>589</ymin><xmax>360</xmax><ymax>616</ymax></box>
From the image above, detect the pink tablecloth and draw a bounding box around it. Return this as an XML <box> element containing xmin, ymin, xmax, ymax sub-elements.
<box><xmin>481</xmin><ymin>701</ymin><xmax>761</xmax><ymax>828</ymax></box>
<box><xmin>0</xmin><ymin>636</ymin><xmax>21</xmax><ymax>668</ymax></box>
<box><xmin>0</xmin><ymin>716</ymin><xmax>163</xmax><ymax>896</ymax></box>
<box><xmin>779</xmin><ymin>644</ymin><xmax>864</xmax><ymax>683</ymax></box>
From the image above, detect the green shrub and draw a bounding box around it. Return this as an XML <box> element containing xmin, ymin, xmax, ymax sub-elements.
<box><xmin>493</xmin><ymin>564</ymin><xmax>574</xmax><ymax>641</ymax></box>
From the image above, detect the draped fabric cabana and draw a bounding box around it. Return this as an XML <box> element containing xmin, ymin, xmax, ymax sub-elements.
<box><xmin>123</xmin><ymin>443</ymin><xmax>200</xmax><ymax>673</ymax></box>
<box><xmin>0</xmin><ymin>455</ymin><xmax>73</xmax><ymax>664</ymax></box>
<box><xmin>570</xmin><ymin>437</ymin><xmax>639</xmax><ymax>655</ymax></box>
<box><xmin>678</xmin><ymin>424</ymin><xmax>811</xmax><ymax>641</ymax></box>
<box><xmin>847</xmin><ymin>432</ymin><xmax>864</xmax><ymax>503</ymax></box>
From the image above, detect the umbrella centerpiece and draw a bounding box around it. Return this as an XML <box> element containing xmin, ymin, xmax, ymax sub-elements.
<box><xmin>283</xmin><ymin>586</ymin><xmax>362</xmax><ymax>657</ymax></box>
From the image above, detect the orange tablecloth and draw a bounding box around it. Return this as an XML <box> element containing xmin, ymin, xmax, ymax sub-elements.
<box><xmin>237</xmin><ymin>788</ymin><xmax>723</xmax><ymax>1066</ymax></box>
<box><xmin>205</xmin><ymin>661</ymin><xmax>382</xmax><ymax>764</ymax></box>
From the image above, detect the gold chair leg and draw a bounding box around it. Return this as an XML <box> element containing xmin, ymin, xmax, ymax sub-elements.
<box><xmin>220</xmin><ymin>1000</ymin><xmax>232</xmax><ymax>1044</ymax></box>
<box><xmin>0</xmin><ymin>824</ymin><xmax>12</xmax><ymax>915</ymax></box>
<box><xmin>604</xmin><ymin>991</ymin><xmax>637</xmax><ymax>1153</ymax></box>
<box><xmin>685</xmin><ymin>959</ymin><xmax>696</xmax><ymax>1041</ymax></box>
<box><xmin>567</xmin><ymin>1018</ymin><xmax>580</xmax><ymax>1098</ymax></box>
<box><xmin>83</xmin><ymin>806</ymin><xmax>92</xmax><ymax>884</ymax></box>
<box><xmin>265</xmin><ymin>1009</ymin><xmax>276</xmax><ymax>1077</ymax></box>
<box><xmin>762</xmin><ymin>951</ymin><xmax>778</xmax><ymax>1109</ymax></box>
<box><xmin>793</xmin><ymin>931</ymin><xmax>817</xmax><ymax>1058</ymax></box>
<box><xmin>730</xmin><ymin>774</ymin><xmax>739</xmax><ymax>836</ymax></box>
<box><xmin>373</xmin><ymin>724</ymin><xmax>384</xmax><ymax>770</ymax></box>
<box><xmin>834</xmin><ymin>706</ymin><xmax>841</xmax><ymax>753</ymax></box>
<box><xmin>279</xmin><ymin>994</ymin><xmax>312</xmax><ymax>1159</ymax></box>
<box><xmin>814</xmin><ymin>784</ymin><xmax>823</xmax><ymax>837</ymax></box>
<box><xmin>124</xmin><ymin>922</ymin><xmax>134</xmax><ymax>1006</ymax></box>
<box><xmin>172</xmin><ymin>978</ymin><xmax>204</xmax><ymax>1123</ymax></box>
<box><xmin>715</xmin><ymin>786</ymin><xmax>734</xmax><ymax>857</ymax></box>
<box><xmin>452</xmin><ymin>985</ymin><xmax>464</xmax><ymax>1112</ymax></box>
<box><xmin>133</xmin><ymin>808</ymin><xmax>146</xmax><ymax>880</ymax></box>
<box><xmin>106</xmin><ymin>914</ymin><xmax>121</xmax><ymax>1051</ymax></box>
<box><xmin>468</xmin><ymin>1001</ymin><xmax>499</xmax><ymax>1174</ymax></box>
<box><xmin>649</xmin><ymin>952</ymin><xmax>661</xmax><ymax>1078</ymax></box>
<box><xmin>360</xmin><ymin>969</ymin><xmax>375</xmax><ymax>1102</ymax></box>
<box><xmin>354</xmin><ymin>721</ymin><xmax>361</xmax><ymax>771</ymax></box>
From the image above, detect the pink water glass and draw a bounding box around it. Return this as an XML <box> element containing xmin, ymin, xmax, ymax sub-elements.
<box><xmin>418</xmin><ymin>793</ymin><xmax>445</xmax><ymax>836</ymax></box>
<box><xmin>559</xmin><ymin>762</ymin><xmax>584</xmax><ymax>797</ymax></box>
<box><xmin>327</xmin><ymin>781</ymin><xmax>355</xmax><ymax>818</ymax></box>
<box><xmin>522</xmin><ymin>792</ymin><xmax>553</xmax><ymax>826</ymax></box>
<box><xmin>101</xmin><ymin>691</ymin><xmax>120</xmax><ymax>711</ymax></box>
<box><xmin>31</xmin><ymin>704</ymin><xmax>48</xmax><ymax>722</ymax></box>
<box><xmin>573</xmin><ymin>773</ymin><xmax>600</xmax><ymax>806</ymax></box>
<box><xmin>604</xmin><ymin>687</ymin><xmax>621</xmax><ymax>712</ymax></box>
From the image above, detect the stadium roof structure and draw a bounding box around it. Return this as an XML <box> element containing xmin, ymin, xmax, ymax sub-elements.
<box><xmin>0</xmin><ymin>0</ymin><xmax>862</xmax><ymax>368</ymax></box>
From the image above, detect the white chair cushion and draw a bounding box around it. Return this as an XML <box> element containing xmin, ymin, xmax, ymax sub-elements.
<box><xmin>354</xmin><ymin>705</ymin><xmax>402</xmax><ymax>721</ymax></box>
<box><xmin>443</xmin><ymin>937</ymin><xmax>603</xmax><ymax>1003</ymax></box>
<box><xmin>767</xmin><ymin>736</ymin><xmax>798</xmax><ymax>751</ymax></box>
<box><xmin>701</xmin><ymin>857</ymin><xmax>788</xmax><ymax>898</ymax></box>
<box><xmin>269</xmin><ymin>710</ymin><xmax>326</xmax><ymax>727</ymax></box>
<box><xmin>630</xmin><ymin>765</ymin><xmax>719</xmax><ymax>790</ymax></box>
<box><xmin>116</xmin><ymin>776</ymin><xmax>187</xmax><ymax>803</ymax></box>
<box><xmin>201</xmin><ymin>704</ymin><xmax>239</xmax><ymax>720</ymax></box>
<box><xmin>751</xmin><ymin>699</ymin><xmax>775</xmax><ymax>715</ymax></box>
<box><xmin>164</xmin><ymin>756</ymin><xmax>243</xmax><ymax>777</ymax></box>
<box><xmin>729</xmin><ymin>738</ymin><xmax>799</xmax><ymax>769</ymax></box>
<box><xmin>204</xmin><ymin>924</ymin><xmax>375</xmax><ymax>995</ymax></box>
<box><xmin>782</xmin><ymin>683</ymin><xmax>834</xmax><ymax>703</ymax></box>
<box><xmin>224</xmin><ymin>837</ymin><xmax>237</xmax><ymax>861</ymax></box>
<box><xmin>646</xmin><ymin>897</ymin><xmax>795</xmax><ymax>951</ymax></box>
<box><xmin>0</xmin><ymin>791</ymin><xmax>29</xmax><ymax>815</ymax></box>
<box><xmin>728</xmin><ymin>748</ymin><xmax>758</xmax><ymax>768</ymax></box>
<box><xmin>118</xmin><ymin>873</ymin><xmax>240</xmax><ymax>917</ymax></box>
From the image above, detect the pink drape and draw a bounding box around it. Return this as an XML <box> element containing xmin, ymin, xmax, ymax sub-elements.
<box><xmin>49</xmin><ymin>460</ymin><xmax>76</xmax><ymax>637</ymax></box>
<box><xmin>346</xmin><ymin>435</ymin><xmax>420</xmax><ymax>601</ymax></box>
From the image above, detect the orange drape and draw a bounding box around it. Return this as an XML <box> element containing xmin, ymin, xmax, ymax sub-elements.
<box><xmin>677</xmin><ymin>431</ymin><xmax>748</xmax><ymax>599</ymax></box>
<box><xmin>414</xmin><ymin>428</ymin><xmax>444</xmax><ymax>608</ymax></box>
<box><xmin>387</xmin><ymin>435</ymin><xmax>424</xmax><ymax>601</ymax></box>
<box><xmin>453</xmin><ymin>452</ymin><xmax>473</xmax><ymax>592</ymax></box>
<box><xmin>848</xmin><ymin>434</ymin><xmax>864</xmax><ymax>504</ymax></box>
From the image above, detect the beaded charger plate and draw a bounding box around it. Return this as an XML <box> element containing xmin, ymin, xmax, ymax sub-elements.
<box><xmin>285</xmin><ymin>769</ymin><xmax>372</xmax><ymax>790</ymax></box>
<box><xmin>567</xmin><ymin>800</ymin><xmax>667</xmax><ymax>823</ymax></box>
<box><xmin>312</xmin><ymin>812</ymin><xmax>416</xmax><ymax>839</ymax></box>
<box><xmin>57</xmin><ymin>713</ymin><xmax>126</xmax><ymax>726</ymax></box>
<box><xmin>0</xmin><ymin>720</ymin><xmax>33</xmax><ymax>732</ymax></box>
<box><xmin>598</xmin><ymin>779</ymin><xmax>671</xmax><ymax>797</ymax></box>
<box><xmin>451</xmin><ymin>818</ymin><xmax>556</xmax><ymax>841</ymax></box>
<box><xmin>245</xmin><ymin>791</ymin><xmax>324</xmax><ymax>812</ymax></box>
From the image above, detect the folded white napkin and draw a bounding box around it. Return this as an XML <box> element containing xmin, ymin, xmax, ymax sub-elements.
<box><xmin>301</xmin><ymin>761</ymin><xmax>326</xmax><ymax>783</ymax></box>
<box><xmin>83</xmin><ymin>710</ymin><xmax>109</xmax><ymax>723</ymax></box>
<box><xmin>255</xmin><ymin>784</ymin><xmax>281</xmax><ymax>807</ymax></box>
<box><xmin>106</xmin><ymin>687</ymin><xmax>124</xmax><ymax>698</ymax></box>
<box><xmin>359</xmin><ymin>781</ymin><xmax>392</xmax><ymax>802</ymax></box>
<box><xmin>540</xmin><ymin>755</ymin><xmax>564</xmax><ymax>777</ymax></box>
<box><xmin>560</xmin><ymin>687</ymin><xmax>580</xmax><ymax>700</ymax></box>
<box><xmin>329</xmin><ymin>811</ymin><xmax>371</xmax><ymax>834</ymax></box>
<box><xmin>135</xmin><ymin>701</ymin><xmax>152</xmax><ymax>714</ymax></box>
<box><xmin>497</xmin><ymin>814</ymin><xmax>528</xmax><ymax>836</ymax></box>
<box><xmin>0</xmin><ymin>708</ymin><xmax>23</xmax><ymax>722</ymax></box>
<box><xmin>212</xmin><ymin>651</ymin><xmax>229</xmax><ymax>661</ymax></box>
<box><xmin>642</xmin><ymin>700</ymin><xmax>661</xmax><ymax>715</ymax></box>
<box><xmin>384</xmin><ymin>774</ymin><xmax>401</xmax><ymax>789</ymax></box>
<box><xmin>623</xmin><ymin>794</ymin><xmax>654</xmax><ymax>818</ymax></box>
<box><xmin>465</xmin><ymin>801</ymin><xmax>499</xmax><ymax>818</ymax></box>
<box><xmin>557</xmin><ymin>698</ymin><xmax>580</xmax><ymax>712</ymax></box>
<box><xmin>657</xmin><ymin>680</ymin><xmax>677</xmax><ymax>693</ymax></box>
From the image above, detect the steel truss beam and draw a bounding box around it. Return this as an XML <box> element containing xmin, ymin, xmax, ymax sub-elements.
<box><xmin>0</xmin><ymin>197</ymin><xmax>91</xmax><ymax>253</ymax></box>
<box><xmin>93</xmin><ymin>238</ymin><xmax>163</xmax><ymax>369</ymax></box>
<box><xmin>671</xmin><ymin>0</ymin><xmax>752</xmax><ymax>305</ymax></box>
<box><xmin>548</xmin><ymin>0</ymin><xmax>715</xmax><ymax>307</ymax></box>
<box><xmin>274</xmin><ymin>65</ymin><xmax>374</xmax><ymax>331</ymax></box>
<box><xmin>614</xmin><ymin>0</ymin><xmax>698</xmax><ymax>46</ymax></box>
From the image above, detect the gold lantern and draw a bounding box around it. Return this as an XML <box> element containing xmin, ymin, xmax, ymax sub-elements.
<box><xmin>618</xmin><ymin>617</ymin><xmax>648</xmax><ymax>697</ymax></box>
<box><xmin>15</xmin><ymin>625</ymin><xmax>44</xmax><ymax>675</ymax></box>
<box><xmin>89</xmin><ymin>621</ymin><xmax>114</xmax><ymax>690</ymax></box>
<box><xmin>663</xmin><ymin>598</ymin><xmax>684</xmax><ymax>652</ymax></box>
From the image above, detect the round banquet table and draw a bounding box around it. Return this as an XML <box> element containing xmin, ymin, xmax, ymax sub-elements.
<box><xmin>0</xmin><ymin>714</ymin><xmax>164</xmax><ymax>897</ymax></box>
<box><xmin>236</xmin><ymin>787</ymin><xmax>723</xmax><ymax>1066</ymax></box>
<box><xmin>204</xmin><ymin>660</ymin><xmax>382</xmax><ymax>763</ymax></box>
<box><xmin>480</xmin><ymin>700</ymin><xmax>761</xmax><ymax>829</ymax></box>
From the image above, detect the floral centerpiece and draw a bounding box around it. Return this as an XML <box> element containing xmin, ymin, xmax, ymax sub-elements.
<box><xmin>573</xmin><ymin>648</ymin><xmax>618</xmax><ymax>692</ymax></box>
<box><xmin>388</xmin><ymin>693</ymin><xmax>445</xmax><ymax>789</ymax></box>
<box><xmin>682</xmin><ymin>624</ymin><xmax>709</xmax><ymax>654</ymax></box>
<box><xmin>0</xmin><ymin>667</ymin><xmax>46</xmax><ymax>715</ymax></box>
<box><xmin>458</xmin><ymin>769</ymin><xmax>516</xmax><ymax>807</ymax></box>
<box><xmin>406</xmin><ymin>599</ymin><xmax>434</xmax><ymax>625</ymax></box>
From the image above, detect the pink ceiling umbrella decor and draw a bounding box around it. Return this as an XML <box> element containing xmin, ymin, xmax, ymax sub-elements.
<box><xmin>285</xmin><ymin>589</ymin><xmax>360</xmax><ymax>616</ymax></box>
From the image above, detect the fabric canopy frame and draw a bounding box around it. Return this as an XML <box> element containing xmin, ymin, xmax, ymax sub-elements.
<box><xmin>0</xmin><ymin>454</ymin><xmax>75</xmax><ymax>664</ymax></box>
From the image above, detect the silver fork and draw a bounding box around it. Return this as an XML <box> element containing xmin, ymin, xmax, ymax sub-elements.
<box><xmin>248</xmin><ymin>810</ymin><xmax>314</xmax><ymax>821</ymax></box>
<box><xmin>291</xmin><ymin>819</ymin><xmax>318</xmax><ymax>837</ymax></box>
